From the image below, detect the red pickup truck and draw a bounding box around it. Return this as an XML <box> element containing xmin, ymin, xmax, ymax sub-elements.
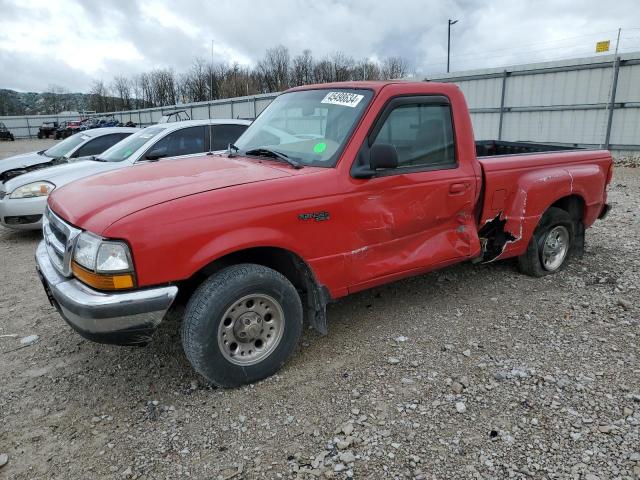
<box><xmin>36</xmin><ymin>81</ymin><xmax>612</xmax><ymax>387</ymax></box>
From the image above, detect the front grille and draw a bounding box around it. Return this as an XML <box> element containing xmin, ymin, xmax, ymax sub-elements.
<box><xmin>43</xmin><ymin>207</ymin><xmax>81</xmax><ymax>277</ymax></box>
<box><xmin>4</xmin><ymin>214</ymin><xmax>42</xmax><ymax>225</ymax></box>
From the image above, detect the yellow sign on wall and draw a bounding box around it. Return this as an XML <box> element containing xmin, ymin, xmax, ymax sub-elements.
<box><xmin>596</xmin><ymin>40</ymin><xmax>610</xmax><ymax>53</ymax></box>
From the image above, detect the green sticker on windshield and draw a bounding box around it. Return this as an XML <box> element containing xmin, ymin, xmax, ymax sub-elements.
<box><xmin>313</xmin><ymin>142</ymin><xmax>327</xmax><ymax>154</ymax></box>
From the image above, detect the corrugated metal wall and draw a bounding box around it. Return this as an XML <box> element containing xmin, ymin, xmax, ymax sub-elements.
<box><xmin>431</xmin><ymin>52</ymin><xmax>640</xmax><ymax>152</ymax></box>
<box><xmin>2</xmin><ymin>53</ymin><xmax>639</xmax><ymax>153</ymax></box>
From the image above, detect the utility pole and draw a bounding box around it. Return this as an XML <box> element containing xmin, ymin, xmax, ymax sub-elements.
<box><xmin>210</xmin><ymin>39</ymin><xmax>214</xmax><ymax>101</ymax></box>
<box><xmin>447</xmin><ymin>19</ymin><xmax>458</xmax><ymax>73</ymax></box>
<box><xmin>604</xmin><ymin>27</ymin><xmax>622</xmax><ymax>149</ymax></box>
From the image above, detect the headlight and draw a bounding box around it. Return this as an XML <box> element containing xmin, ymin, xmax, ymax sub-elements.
<box><xmin>72</xmin><ymin>232</ymin><xmax>136</xmax><ymax>290</ymax></box>
<box><xmin>9</xmin><ymin>181</ymin><xmax>55</xmax><ymax>199</ymax></box>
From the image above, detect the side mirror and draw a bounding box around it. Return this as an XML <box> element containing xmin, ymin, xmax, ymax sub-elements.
<box><xmin>145</xmin><ymin>148</ymin><xmax>166</xmax><ymax>160</ymax></box>
<box><xmin>369</xmin><ymin>143</ymin><xmax>398</xmax><ymax>170</ymax></box>
<box><xmin>351</xmin><ymin>143</ymin><xmax>399</xmax><ymax>179</ymax></box>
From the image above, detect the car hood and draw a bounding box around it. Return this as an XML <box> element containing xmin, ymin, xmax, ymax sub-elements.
<box><xmin>49</xmin><ymin>155</ymin><xmax>312</xmax><ymax>233</ymax></box>
<box><xmin>3</xmin><ymin>158</ymin><xmax>122</xmax><ymax>193</ymax></box>
<box><xmin>0</xmin><ymin>151</ymin><xmax>51</xmax><ymax>175</ymax></box>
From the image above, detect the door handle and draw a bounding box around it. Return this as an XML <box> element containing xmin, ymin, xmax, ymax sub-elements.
<box><xmin>449</xmin><ymin>182</ymin><xmax>470</xmax><ymax>194</ymax></box>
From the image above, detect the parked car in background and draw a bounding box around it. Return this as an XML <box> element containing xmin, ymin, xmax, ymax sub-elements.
<box><xmin>55</xmin><ymin>121</ymin><xmax>82</xmax><ymax>139</ymax></box>
<box><xmin>0</xmin><ymin>127</ymin><xmax>137</xmax><ymax>185</ymax></box>
<box><xmin>96</xmin><ymin>115</ymin><xmax>120</xmax><ymax>128</ymax></box>
<box><xmin>0</xmin><ymin>119</ymin><xmax>248</xmax><ymax>230</ymax></box>
<box><xmin>159</xmin><ymin>109</ymin><xmax>190</xmax><ymax>123</ymax></box>
<box><xmin>0</xmin><ymin>122</ymin><xmax>14</xmax><ymax>141</ymax></box>
<box><xmin>79</xmin><ymin>118</ymin><xmax>99</xmax><ymax>131</ymax></box>
<box><xmin>37</xmin><ymin>122</ymin><xmax>58</xmax><ymax>139</ymax></box>
<box><xmin>35</xmin><ymin>81</ymin><xmax>613</xmax><ymax>387</ymax></box>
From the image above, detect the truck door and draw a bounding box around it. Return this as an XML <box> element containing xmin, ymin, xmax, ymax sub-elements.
<box><xmin>346</xmin><ymin>95</ymin><xmax>478</xmax><ymax>289</ymax></box>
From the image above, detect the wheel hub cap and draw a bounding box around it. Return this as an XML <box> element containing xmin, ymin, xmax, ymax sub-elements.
<box><xmin>217</xmin><ymin>293</ymin><xmax>285</xmax><ymax>366</ymax></box>
<box><xmin>541</xmin><ymin>225</ymin><xmax>569</xmax><ymax>271</ymax></box>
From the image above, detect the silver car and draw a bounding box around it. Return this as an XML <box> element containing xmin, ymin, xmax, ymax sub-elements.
<box><xmin>0</xmin><ymin>119</ymin><xmax>250</xmax><ymax>230</ymax></box>
<box><xmin>0</xmin><ymin>127</ymin><xmax>138</xmax><ymax>184</ymax></box>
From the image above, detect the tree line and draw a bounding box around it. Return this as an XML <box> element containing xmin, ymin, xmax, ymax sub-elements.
<box><xmin>87</xmin><ymin>45</ymin><xmax>409</xmax><ymax>113</ymax></box>
<box><xmin>0</xmin><ymin>45</ymin><xmax>410</xmax><ymax>116</ymax></box>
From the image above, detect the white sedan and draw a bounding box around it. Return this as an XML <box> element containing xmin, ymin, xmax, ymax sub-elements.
<box><xmin>0</xmin><ymin>119</ymin><xmax>250</xmax><ymax>230</ymax></box>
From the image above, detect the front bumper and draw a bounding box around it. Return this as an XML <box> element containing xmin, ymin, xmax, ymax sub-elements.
<box><xmin>0</xmin><ymin>194</ymin><xmax>46</xmax><ymax>230</ymax></box>
<box><xmin>35</xmin><ymin>241</ymin><xmax>178</xmax><ymax>345</ymax></box>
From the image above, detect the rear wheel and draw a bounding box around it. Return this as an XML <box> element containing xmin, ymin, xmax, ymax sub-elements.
<box><xmin>181</xmin><ymin>264</ymin><xmax>303</xmax><ymax>387</ymax></box>
<box><xmin>517</xmin><ymin>207</ymin><xmax>575</xmax><ymax>277</ymax></box>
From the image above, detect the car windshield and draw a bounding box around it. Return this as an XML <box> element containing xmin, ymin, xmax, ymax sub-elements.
<box><xmin>44</xmin><ymin>133</ymin><xmax>91</xmax><ymax>158</ymax></box>
<box><xmin>99</xmin><ymin>127</ymin><xmax>165</xmax><ymax>162</ymax></box>
<box><xmin>234</xmin><ymin>88</ymin><xmax>373</xmax><ymax>167</ymax></box>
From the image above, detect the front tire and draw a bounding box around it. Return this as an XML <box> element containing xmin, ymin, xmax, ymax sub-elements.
<box><xmin>518</xmin><ymin>207</ymin><xmax>575</xmax><ymax>277</ymax></box>
<box><xmin>181</xmin><ymin>264</ymin><xmax>303</xmax><ymax>387</ymax></box>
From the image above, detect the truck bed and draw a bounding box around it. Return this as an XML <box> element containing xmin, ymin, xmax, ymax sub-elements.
<box><xmin>476</xmin><ymin>140</ymin><xmax>578</xmax><ymax>157</ymax></box>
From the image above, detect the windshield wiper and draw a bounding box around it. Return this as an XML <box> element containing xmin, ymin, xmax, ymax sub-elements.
<box><xmin>90</xmin><ymin>155</ymin><xmax>107</xmax><ymax>162</ymax></box>
<box><xmin>227</xmin><ymin>143</ymin><xmax>240</xmax><ymax>157</ymax></box>
<box><xmin>244</xmin><ymin>148</ymin><xmax>302</xmax><ymax>169</ymax></box>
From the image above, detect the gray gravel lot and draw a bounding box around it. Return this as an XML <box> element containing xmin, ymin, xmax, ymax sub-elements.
<box><xmin>0</xmin><ymin>139</ymin><xmax>638</xmax><ymax>479</ymax></box>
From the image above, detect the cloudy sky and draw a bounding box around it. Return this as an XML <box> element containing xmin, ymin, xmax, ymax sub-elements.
<box><xmin>1</xmin><ymin>0</ymin><xmax>639</xmax><ymax>93</ymax></box>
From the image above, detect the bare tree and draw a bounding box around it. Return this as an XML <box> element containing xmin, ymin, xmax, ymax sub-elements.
<box><xmin>88</xmin><ymin>80</ymin><xmax>109</xmax><ymax>112</ymax></box>
<box><xmin>355</xmin><ymin>59</ymin><xmax>382</xmax><ymax>81</ymax></box>
<box><xmin>112</xmin><ymin>76</ymin><xmax>132</xmax><ymax>110</ymax></box>
<box><xmin>313</xmin><ymin>58</ymin><xmax>335</xmax><ymax>83</ymax></box>
<box><xmin>332</xmin><ymin>52</ymin><xmax>355</xmax><ymax>82</ymax></box>
<box><xmin>258</xmin><ymin>45</ymin><xmax>290</xmax><ymax>92</ymax></box>
<box><xmin>382</xmin><ymin>56</ymin><xmax>409</xmax><ymax>79</ymax></box>
<box><xmin>291</xmin><ymin>49</ymin><xmax>314</xmax><ymax>86</ymax></box>
<box><xmin>180</xmin><ymin>58</ymin><xmax>209</xmax><ymax>102</ymax></box>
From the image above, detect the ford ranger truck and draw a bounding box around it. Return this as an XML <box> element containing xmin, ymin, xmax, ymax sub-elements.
<box><xmin>36</xmin><ymin>81</ymin><xmax>613</xmax><ymax>387</ymax></box>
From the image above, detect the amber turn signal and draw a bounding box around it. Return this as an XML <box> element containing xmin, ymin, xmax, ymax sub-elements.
<box><xmin>71</xmin><ymin>261</ymin><xmax>136</xmax><ymax>291</ymax></box>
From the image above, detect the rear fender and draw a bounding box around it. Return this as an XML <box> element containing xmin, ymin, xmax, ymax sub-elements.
<box><xmin>484</xmin><ymin>166</ymin><xmax>595</xmax><ymax>261</ymax></box>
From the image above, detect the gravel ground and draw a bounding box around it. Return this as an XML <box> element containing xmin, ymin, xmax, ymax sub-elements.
<box><xmin>0</xmin><ymin>139</ymin><xmax>638</xmax><ymax>479</ymax></box>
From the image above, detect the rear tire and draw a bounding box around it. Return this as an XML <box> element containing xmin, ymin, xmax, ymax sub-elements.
<box><xmin>181</xmin><ymin>264</ymin><xmax>303</xmax><ymax>387</ymax></box>
<box><xmin>517</xmin><ymin>207</ymin><xmax>575</xmax><ymax>277</ymax></box>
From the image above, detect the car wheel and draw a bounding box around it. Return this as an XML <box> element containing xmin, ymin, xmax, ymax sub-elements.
<box><xmin>181</xmin><ymin>264</ymin><xmax>303</xmax><ymax>387</ymax></box>
<box><xmin>517</xmin><ymin>207</ymin><xmax>575</xmax><ymax>277</ymax></box>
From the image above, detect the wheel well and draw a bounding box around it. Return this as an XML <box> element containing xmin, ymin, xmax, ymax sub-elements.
<box><xmin>196</xmin><ymin>247</ymin><xmax>307</xmax><ymax>290</ymax></box>
<box><xmin>548</xmin><ymin>195</ymin><xmax>585</xmax><ymax>257</ymax></box>
<box><xmin>550</xmin><ymin>195</ymin><xmax>585</xmax><ymax>222</ymax></box>
<box><xmin>179</xmin><ymin>247</ymin><xmax>331</xmax><ymax>335</ymax></box>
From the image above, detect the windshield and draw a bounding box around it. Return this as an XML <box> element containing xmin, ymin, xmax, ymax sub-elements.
<box><xmin>44</xmin><ymin>133</ymin><xmax>91</xmax><ymax>158</ymax></box>
<box><xmin>234</xmin><ymin>88</ymin><xmax>373</xmax><ymax>167</ymax></box>
<box><xmin>99</xmin><ymin>127</ymin><xmax>165</xmax><ymax>162</ymax></box>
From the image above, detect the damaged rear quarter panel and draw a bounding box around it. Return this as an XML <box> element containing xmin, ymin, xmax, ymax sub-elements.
<box><xmin>478</xmin><ymin>152</ymin><xmax>610</xmax><ymax>260</ymax></box>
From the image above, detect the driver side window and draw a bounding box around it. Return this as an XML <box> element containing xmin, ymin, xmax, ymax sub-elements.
<box><xmin>372</xmin><ymin>103</ymin><xmax>456</xmax><ymax>169</ymax></box>
<box><xmin>151</xmin><ymin>126</ymin><xmax>207</xmax><ymax>158</ymax></box>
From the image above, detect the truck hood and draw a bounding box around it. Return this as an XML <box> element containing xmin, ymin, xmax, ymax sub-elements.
<box><xmin>3</xmin><ymin>158</ymin><xmax>121</xmax><ymax>193</ymax></box>
<box><xmin>0</xmin><ymin>151</ymin><xmax>52</xmax><ymax>178</ymax></box>
<box><xmin>49</xmin><ymin>155</ymin><xmax>306</xmax><ymax>233</ymax></box>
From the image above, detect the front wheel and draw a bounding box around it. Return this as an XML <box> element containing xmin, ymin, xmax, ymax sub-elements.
<box><xmin>518</xmin><ymin>207</ymin><xmax>575</xmax><ymax>277</ymax></box>
<box><xmin>181</xmin><ymin>264</ymin><xmax>303</xmax><ymax>387</ymax></box>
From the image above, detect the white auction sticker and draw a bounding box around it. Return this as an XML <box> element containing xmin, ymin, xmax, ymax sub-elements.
<box><xmin>321</xmin><ymin>91</ymin><xmax>364</xmax><ymax>108</ymax></box>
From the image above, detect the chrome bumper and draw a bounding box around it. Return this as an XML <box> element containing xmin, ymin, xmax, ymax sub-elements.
<box><xmin>35</xmin><ymin>241</ymin><xmax>178</xmax><ymax>345</ymax></box>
